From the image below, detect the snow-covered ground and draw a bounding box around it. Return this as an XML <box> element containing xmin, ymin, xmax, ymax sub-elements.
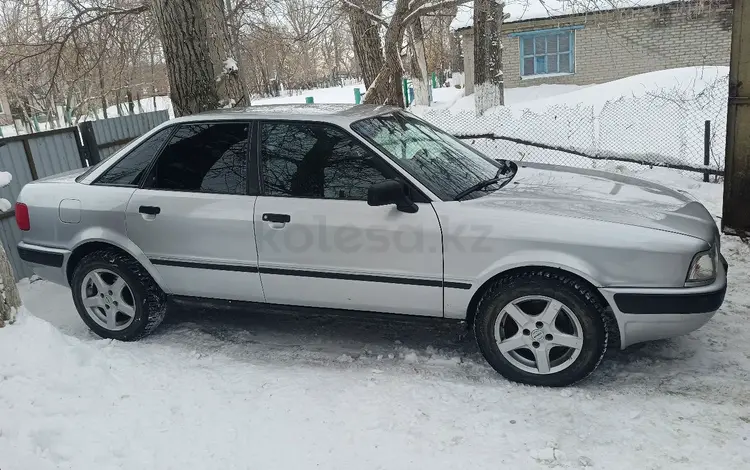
<box><xmin>71</xmin><ymin>80</ymin><xmax>581</xmax><ymax>120</ymax></box>
<box><xmin>1</xmin><ymin>167</ymin><xmax>749</xmax><ymax>469</ymax></box>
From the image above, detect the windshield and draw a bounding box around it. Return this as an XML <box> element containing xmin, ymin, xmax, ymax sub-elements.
<box><xmin>351</xmin><ymin>112</ymin><xmax>514</xmax><ymax>201</ymax></box>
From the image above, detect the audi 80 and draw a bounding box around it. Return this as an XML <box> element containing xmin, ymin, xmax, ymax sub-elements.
<box><xmin>15</xmin><ymin>104</ymin><xmax>727</xmax><ymax>386</ymax></box>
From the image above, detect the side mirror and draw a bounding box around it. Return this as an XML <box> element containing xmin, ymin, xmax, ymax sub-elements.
<box><xmin>367</xmin><ymin>179</ymin><xmax>418</xmax><ymax>213</ymax></box>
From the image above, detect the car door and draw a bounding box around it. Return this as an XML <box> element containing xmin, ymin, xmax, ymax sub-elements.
<box><xmin>254</xmin><ymin>120</ymin><xmax>444</xmax><ymax>317</ymax></box>
<box><xmin>125</xmin><ymin>121</ymin><xmax>264</xmax><ymax>302</ymax></box>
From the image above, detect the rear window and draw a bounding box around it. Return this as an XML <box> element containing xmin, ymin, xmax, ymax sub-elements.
<box><xmin>93</xmin><ymin>127</ymin><xmax>174</xmax><ymax>186</ymax></box>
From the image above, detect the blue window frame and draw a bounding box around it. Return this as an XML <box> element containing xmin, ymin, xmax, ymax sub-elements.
<box><xmin>519</xmin><ymin>30</ymin><xmax>575</xmax><ymax>77</ymax></box>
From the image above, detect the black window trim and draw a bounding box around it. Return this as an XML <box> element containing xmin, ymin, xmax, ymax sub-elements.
<box><xmin>138</xmin><ymin>120</ymin><xmax>256</xmax><ymax>196</ymax></box>
<box><xmin>92</xmin><ymin>124</ymin><xmax>179</xmax><ymax>187</ymax></box>
<box><xmin>256</xmin><ymin>119</ymin><xmax>431</xmax><ymax>203</ymax></box>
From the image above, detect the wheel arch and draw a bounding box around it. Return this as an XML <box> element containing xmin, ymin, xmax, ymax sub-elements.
<box><xmin>65</xmin><ymin>237</ymin><xmax>168</xmax><ymax>293</ymax></box>
<box><xmin>464</xmin><ymin>266</ymin><xmax>617</xmax><ymax>340</ymax></box>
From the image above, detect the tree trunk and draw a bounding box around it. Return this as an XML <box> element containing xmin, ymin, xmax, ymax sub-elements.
<box><xmin>409</xmin><ymin>18</ymin><xmax>430</xmax><ymax>106</ymax></box>
<box><xmin>99</xmin><ymin>65</ymin><xmax>108</xmax><ymax>119</ymax></box>
<box><xmin>127</xmin><ymin>89</ymin><xmax>136</xmax><ymax>114</ymax></box>
<box><xmin>65</xmin><ymin>93</ymin><xmax>73</xmax><ymax>125</ymax></box>
<box><xmin>222</xmin><ymin>0</ymin><xmax>251</xmax><ymax>103</ymax></box>
<box><xmin>152</xmin><ymin>0</ymin><xmax>248</xmax><ymax>116</ymax></box>
<box><xmin>474</xmin><ymin>0</ymin><xmax>504</xmax><ymax>116</ymax></box>
<box><xmin>348</xmin><ymin>0</ymin><xmax>384</xmax><ymax>89</ymax></box>
<box><xmin>450</xmin><ymin>31</ymin><xmax>462</xmax><ymax>73</ymax></box>
<box><xmin>363</xmin><ymin>0</ymin><xmax>410</xmax><ymax>107</ymax></box>
<box><xmin>333</xmin><ymin>27</ymin><xmax>342</xmax><ymax>82</ymax></box>
<box><xmin>0</xmin><ymin>244</ymin><xmax>21</xmax><ymax>327</ymax></box>
<box><xmin>149</xmin><ymin>39</ymin><xmax>159</xmax><ymax>110</ymax></box>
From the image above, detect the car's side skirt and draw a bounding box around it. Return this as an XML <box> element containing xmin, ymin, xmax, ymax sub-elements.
<box><xmin>168</xmin><ymin>295</ymin><xmax>466</xmax><ymax>324</ymax></box>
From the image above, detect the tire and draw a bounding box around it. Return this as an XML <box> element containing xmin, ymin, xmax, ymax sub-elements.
<box><xmin>71</xmin><ymin>249</ymin><xmax>167</xmax><ymax>341</ymax></box>
<box><xmin>473</xmin><ymin>270</ymin><xmax>608</xmax><ymax>387</ymax></box>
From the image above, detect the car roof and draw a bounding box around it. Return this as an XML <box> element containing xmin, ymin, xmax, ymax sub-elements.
<box><xmin>171</xmin><ymin>104</ymin><xmax>400</xmax><ymax>126</ymax></box>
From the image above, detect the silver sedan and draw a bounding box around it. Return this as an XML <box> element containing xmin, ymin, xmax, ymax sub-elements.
<box><xmin>15</xmin><ymin>105</ymin><xmax>727</xmax><ymax>386</ymax></box>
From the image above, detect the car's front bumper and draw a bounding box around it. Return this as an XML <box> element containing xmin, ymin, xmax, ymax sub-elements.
<box><xmin>599</xmin><ymin>254</ymin><xmax>728</xmax><ymax>349</ymax></box>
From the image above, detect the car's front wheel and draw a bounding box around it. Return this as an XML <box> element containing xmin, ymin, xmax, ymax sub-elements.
<box><xmin>71</xmin><ymin>249</ymin><xmax>167</xmax><ymax>341</ymax></box>
<box><xmin>474</xmin><ymin>270</ymin><xmax>608</xmax><ymax>387</ymax></box>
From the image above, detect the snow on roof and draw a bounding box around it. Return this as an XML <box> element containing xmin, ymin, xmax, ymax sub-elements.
<box><xmin>450</xmin><ymin>0</ymin><xmax>682</xmax><ymax>31</ymax></box>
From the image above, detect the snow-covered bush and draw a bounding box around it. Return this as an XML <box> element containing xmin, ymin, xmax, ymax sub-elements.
<box><xmin>0</xmin><ymin>170</ymin><xmax>21</xmax><ymax>326</ymax></box>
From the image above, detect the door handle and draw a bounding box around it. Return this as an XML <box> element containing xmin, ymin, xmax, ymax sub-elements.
<box><xmin>139</xmin><ymin>205</ymin><xmax>161</xmax><ymax>215</ymax></box>
<box><xmin>262</xmin><ymin>213</ymin><xmax>290</xmax><ymax>223</ymax></box>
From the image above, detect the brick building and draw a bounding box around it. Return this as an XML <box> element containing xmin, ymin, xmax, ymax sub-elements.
<box><xmin>454</xmin><ymin>0</ymin><xmax>733</xmax><ymax>94</ymax></box>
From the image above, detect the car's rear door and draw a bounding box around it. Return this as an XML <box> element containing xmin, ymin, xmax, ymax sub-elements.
<box><xmin>125</xmin><ymin>121</ymin><xmax>263</xmax><ymax>302</ymax></box>
<box><xmin>253</xmin><ymin>120</ymin><xmax>444</xmax><ymax>316</ymax></box>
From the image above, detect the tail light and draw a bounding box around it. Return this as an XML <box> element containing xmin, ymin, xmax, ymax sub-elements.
<box><xmin>16</xmin><ymin>202</ymin><xmax>30</xmax><ymax>231</ymax></box>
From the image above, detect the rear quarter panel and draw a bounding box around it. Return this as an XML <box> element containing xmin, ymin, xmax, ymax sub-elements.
<box><xmin>19</xmin><ymin>182</ymin><xmax>134</xmax><ymax>249</ymax></box>
<box><xmin>17</xmin><ymin>182</ymin><xmax>168</xmax><ymax>286</ymax></box>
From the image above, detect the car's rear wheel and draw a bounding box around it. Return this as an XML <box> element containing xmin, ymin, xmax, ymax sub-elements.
<box><xmin>474</xmin><ymin>270</ymin><xmax>608</xmax><ymax>387</ymax></box>
<box><xmin>71</xmin><ymin>250</ymin><xmax>166</xmax><ymax>341</ymax></box>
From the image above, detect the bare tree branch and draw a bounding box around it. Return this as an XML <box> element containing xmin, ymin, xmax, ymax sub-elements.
<box><xmin>403</xmin><ymin>0</ymin><xmax>471</xmax><ymax>26</ymax></box>
<box><xmin>340</xmin><ymin>0</ymin><xmax>389</xmax><ymax>27</ymax></box>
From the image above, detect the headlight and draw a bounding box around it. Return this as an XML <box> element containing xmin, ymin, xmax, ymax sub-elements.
<box><xmin>685</xmin><ymin>245</ymin><xmax>717</xmax><ymax>286</ymax></box>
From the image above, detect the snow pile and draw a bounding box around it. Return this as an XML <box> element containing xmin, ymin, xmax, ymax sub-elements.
<box><xmin>222</xmin><ymin>57</ymin><xmax>239</xmax><ymax>75</ymax></box>
<box><xmin>2</xmin><ymin>170</ymin><xmax>750</xmax><ymax>468</ymax></box>
<box><xmin>252</xmin><ymin>83</ymin><xmax>367</xmax><ymax>105</ymax></box>
<box><xmin>0</xmin><ymin>171</ymin><xmax>11</xmax><ymax>188</ymax></box>
<box><xmin>0</xmin><ymin>170</ymin><xmax>11</xmax><ymax>212</ymax></box>
<box><xmin>217</xmin><ymin>58</ymin><xmax>240</xmax><ymax>84</ymax></box>
<box><xmin>451</xmin><ymin>0</ymin><xmax>681</xmax><ymax>31</ymax></box>
<box><xmin>514</xmin><ymin>65</ymin><xmax>728</xmax><ymax>114</ymax></box>
<box><xmin>413</xmin><ymin>66</ymin><xmax>729</xmax><ymax>170</ymax></box>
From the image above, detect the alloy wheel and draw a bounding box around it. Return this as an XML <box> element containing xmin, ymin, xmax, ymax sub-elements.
<box><xmin>493</xmin><ymin>295</ymin><xmax>584</xmax><ymax>374</ymax></box>
<box><xmin>80</xmin><ymin>268</ymin><xmax>137</xmax><ymax>331</ymax></box>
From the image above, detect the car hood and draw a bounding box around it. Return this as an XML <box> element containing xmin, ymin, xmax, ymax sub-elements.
<box><xmin>466</xmin><ymin>162</ymin><xmax>718</xmax><ymax>242</ymax></box>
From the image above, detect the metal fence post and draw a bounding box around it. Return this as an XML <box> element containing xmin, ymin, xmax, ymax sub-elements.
<box><xmin>704</xmin><ymin>120</ymin><xmax>711</xmax><ymax>182</ymax></box>
<box><xmin>78</xmin><ymin>121</ymin><xmax>101</xmax><ymax>165</ymax></box>
<box><xmin>21</xmin><ymin>137</ymin><xmax>39</xmax><ymax>181</ymax></box>
<box><xmin>73</xmin><ymin>127</ymin><xmax>89</xmax><ymax>168</ymax></box>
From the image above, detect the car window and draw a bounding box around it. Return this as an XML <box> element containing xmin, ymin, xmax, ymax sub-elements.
<box><xmin>96</xmin><ymin>127</ymin><xmax>173</xmax><ymax>186</ymax></box>
<box><xmin>147</xmin><ymin>123</ymin><xmax>249</xmax><ymax>195</ymax></box>
<box><xmin>260</xmin><ymin>122</ymin><xmax>391</xmax><ymax>200</ymax></box>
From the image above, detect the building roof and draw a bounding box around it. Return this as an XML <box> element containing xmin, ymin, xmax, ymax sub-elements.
<box><xmin>450</xmin><ymin>0</ymin><xmax>686</xmax><ymax>32</ymax></box>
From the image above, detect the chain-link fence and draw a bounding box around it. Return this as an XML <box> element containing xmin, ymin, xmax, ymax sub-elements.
<box><xmin>415</xmin><ymin>74</ymin><xmax>728</xmax><ymax>179</ymax></box>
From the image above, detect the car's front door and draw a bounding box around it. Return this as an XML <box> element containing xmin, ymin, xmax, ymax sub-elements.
<box><xmin>125</xmin><ymin>121</ymin><xmax>264</xmax><ymax>302</ymax></box>
<box><xmin>254</xmin><ymin>121</ymin><xmax>444</xmax><ymax>316</ymax></box>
